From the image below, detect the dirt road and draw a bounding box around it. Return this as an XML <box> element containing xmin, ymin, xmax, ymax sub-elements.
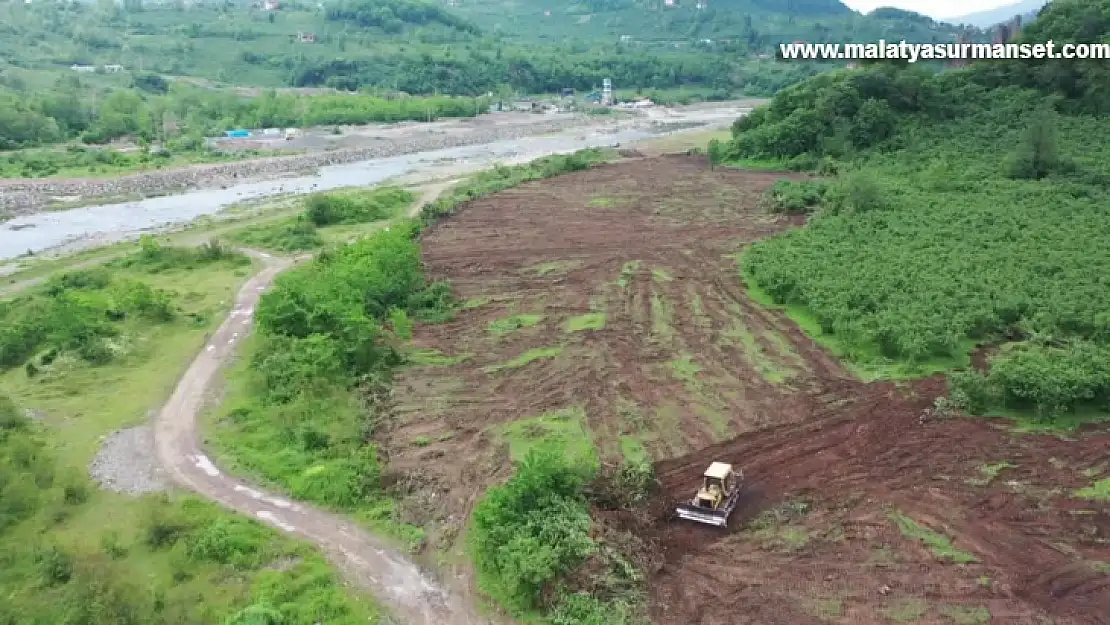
<box><xmin>150</xmin><ymin>183</ymin><xmax>497</xmax><ymax>625</ymax></box>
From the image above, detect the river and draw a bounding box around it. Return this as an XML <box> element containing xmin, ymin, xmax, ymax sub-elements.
<box><xmin>0</xmin><ymin>106</ymin><xmax>741</xmax><ymax>262</ymax></box>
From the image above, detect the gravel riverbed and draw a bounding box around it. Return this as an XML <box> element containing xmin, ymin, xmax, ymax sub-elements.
<box><xmin>0</xmin><ymin>115</ymin><xmax>599</xmax><ymax>216</ymax></box>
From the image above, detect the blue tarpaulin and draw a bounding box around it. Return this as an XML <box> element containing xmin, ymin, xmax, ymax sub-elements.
<box><xmin>224</xmin><ymin>129</ymin><xmax>250</xmax><ymax>138</ymax></box>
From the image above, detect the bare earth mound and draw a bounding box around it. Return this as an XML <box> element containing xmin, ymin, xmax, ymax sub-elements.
<box><xmin>386</xmin><ymin>155</ymin><xmax>1110</xmax><ymax>625</ymax></box>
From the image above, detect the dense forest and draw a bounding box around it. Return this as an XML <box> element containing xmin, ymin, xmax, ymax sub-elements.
<box><xmin>728</xmin><ymin>0</ymin><xmax>1110</xmax><ymax>421</ymax></box>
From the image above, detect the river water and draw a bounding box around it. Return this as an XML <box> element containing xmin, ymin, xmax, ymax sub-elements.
<box><xmin>0</xmin><ymin>109</ymin><xmax>738</xmax><ymax>262</ymax></box>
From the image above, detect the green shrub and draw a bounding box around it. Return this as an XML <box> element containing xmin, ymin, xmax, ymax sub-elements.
<box><xmin>470</xmin><ymin>450</ymin><xmax>596</xmax><ymax>615</ymax></box>
<box><xmin>761</xmin><ymin>179</ymin><xmax>829</xmax><ymax>214</ymax></box>
<box><xmin>34</xmin><ymin>545</ymin><xmax>74</xmax><ymax>586</ymax></box>
<box><xmin>289</xmin><ymin>450</ymin><xmax>382</xmax><ymax>509</ymax></box>
<box><xmin>231</xmin><ymin>217</ymin><xmax>324</xmax><ymax>252</ymax></box>
<box><xmin>0</xmin><ymin>267</ymin><xmax>184</xmax><ymax>370</ymax></box>
<box><xmin>113</xmin><ymin>235</ymin><xmax>249</xmax><ymax>272</ymax></box>
<box><xmin>141</xmin><ymin>495</ymin><xmax>192</xmax><ymax>550</ymax></box>
<box><xmin>966</xmin><ymin>341</ymin><xmax>1110</xmax><ymax>418</ymax></box>
<box><xmin>1005</xmin><ymin>110</ymin><xmax>1072</xmax><ymax>180</ymax></box>
<box><xmin>548</xmin><ymin>593</ymin><xmax>638</xmax><ymax>625</ymax></box>
<box><xmin>185</xmin><ymin>518</ymin><xmax>268</xmax><ymax>568</ymax></box>
<box><xmin>304</xmin><ymin>187</ymin><xmax>413</xmax><ymax>226</ymax></box>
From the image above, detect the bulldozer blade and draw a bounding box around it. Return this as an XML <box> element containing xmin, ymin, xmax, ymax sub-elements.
<box><xmin>674</xmin><ymin>504</ymin><xmax>729</xmax><ymax>527</ymax></box>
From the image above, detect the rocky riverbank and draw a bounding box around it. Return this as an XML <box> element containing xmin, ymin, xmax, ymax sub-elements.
<box><xmin>0</xmin><ymin>114</ymin><xmax>601</xmax><ymax>217</ymax></box>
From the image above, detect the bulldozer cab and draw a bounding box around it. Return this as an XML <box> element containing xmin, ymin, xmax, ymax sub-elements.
<box><xmin>702</xmin><ymin>462</ymin><xmax>733</xmax><ymax>491</ymax></box>
<box><xmin>694</xmin><ymin>462</ymin><xmax>733</xmax><ymax>507</ymax></box>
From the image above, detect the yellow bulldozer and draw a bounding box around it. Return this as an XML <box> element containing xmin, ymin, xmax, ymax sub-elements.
<box><xmin>674</xmin><ymin>461</ymin><xmax>742</xmax><ymax>527</ymax></box>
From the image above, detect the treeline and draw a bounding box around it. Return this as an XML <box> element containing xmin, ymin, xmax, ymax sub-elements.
<box><xmin>289</xmin><ymin>49</ymin><xmax>816</xmax><ymax>95</ymax></box>
<box><xmin>325</xmin><ymin>0</ymin><xmax>481</xmax><ymax>35</ymax></box>
<box><xmin>0</xmin><ymin>79</ymin><xmax>487</xmax><ymax>151</ymax></box>
<box><xmin>729</xmin><ymin>0</ymin><xmax>1110</xmax><ymax>421</ymax></box>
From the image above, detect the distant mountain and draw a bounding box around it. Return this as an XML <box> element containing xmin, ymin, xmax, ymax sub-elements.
<box><xmin>946</xmin><ymin>0</ymin><xmax>1049</xmax><ymax>27</ymax></box>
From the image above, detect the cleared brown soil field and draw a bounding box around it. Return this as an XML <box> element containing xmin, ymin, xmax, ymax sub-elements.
<box><xmin>385</xmin><ymin>155</ymin><xmax>1110</xmax><ymax>625</ymax></box>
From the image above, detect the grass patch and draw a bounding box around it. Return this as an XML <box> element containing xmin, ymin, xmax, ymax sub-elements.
<box><xmin>496</xmin><ymin>406</ymin><xmax>597</xmax><ymax>466</ymax></box>
<box><xmin>651</xmin><ymin>268</ymin><xmax>673</xmax><ymax>282</ymax></box>
<box><xmin>483</xmin><ymin>346</ymin><xmax>564</xmax><ymax>373</ymax></box>
<box><xmin>227</xmin><ymin>185</ymin><xmax>412</xmax><ymax>253</ymax></box>
<box><xmin>722</xmin><ymin>157</ymin><xmax>792</xmax><ymax>171</ymax></box>
<box><xmin>746</xmin><ymin>500</ymin><xmax>811</xmax><ymax>552</ymax></box>
<box><xmin>587</xmin><ymin>196</ymin><xmax>618</xmax><ymax>208</ymax></box>
<box><xmin>670</xmin><ymin>354</ymin><xmax>702</xmax><ymax>382</ymax></box>
<box><xmin>804</xmin><ymin>597</ymin><xmax>844</xmax><ymax>620</ymax></box>
<box><xmin>618</xmin><ymin>435</ymin><xmax>651</xmax><ymax>466</ymax></box>
<box><xmin>488</xmin><ymin>313</ymin><xmax>543</xmax><ymax>335</ymax></box>
<box><xmin>941</xmin><ymin>605</ymin><xmax>991</xmax><ymax>625</ymax></box>
<box><xmin>303</xmin><ymin>186</ymin><xmax>413</xmax><ymax>227</ymax></box>
<box><xmin>984</xmin><ymin>405</ymin><xmax>1110</xmax><ymax>435</ymax></box>
<box><xmin>668</xmin><ymin>354</ymin><xmax>730</xmax><ymax>439</ymax></box>
<box><xmin>528</xmin><ymin>259</ymin><xmax>582</xmax><ymax>277</ymax></box>
<box><xmin>406</xmin><ymin>348</ymin><xmax>472</xmax><ymax>366</ymax></box>
<box><xmin>566</xmin><ymin>312</ymin><xmax>607</xmax><ymax>332</ymax></box>
<box><xmin>966</xmin><ymin>461</ymin><xmax>1015</xmax><ymax>486</ymax></box>
<box><xmin>880</xmin><ymin>598</ymin><xmax>928</xmax><ymax>623</ymax></box>
<box><xmin>617</xmin><ymin>260</ymin><xmax>641</xmax><ymax>288</ymax></box>
<box><xmin>1073</xmin><ymin>479</ymin><xmax>1110</xmax><ymax>502</ymax></box>
<box><xmin>651</xmin><ymin>291</ymin><xmax>675</xmax><ymax>340</ymax></box>
<box><xmin>889</xmin><ymin>511</ymin><xmax>977</xmax><ymax>564</ymax></box>
<box><xmin>229</xmin><ymin>217</ymin><xmax>323</xmax><ymax>252</ymax></box>
<box><xmin>720</xmin><ymin>311</ymin><xmax>795</xmax><ymax>385</ymax></box>
<box><xmin>461</xmin><ymin>295</ymin><xmax>491</xmax><ymax>309</ymax></box>
<box><xmin>635</xmin><ymin>128</ymin><xmax>732</xmax><ymax>153</ymax></box>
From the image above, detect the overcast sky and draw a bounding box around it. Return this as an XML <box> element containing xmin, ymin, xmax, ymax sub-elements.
<box><xmin>841</xmin><ymin>0</ymin><xmax>1017</xmax><ymax>20</ymax></box>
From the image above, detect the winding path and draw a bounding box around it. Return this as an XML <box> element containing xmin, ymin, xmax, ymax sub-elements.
<box><xmin>153</xmin><ymin>182</ymin><xmax>494</xmax><ymax>625</ymax></box>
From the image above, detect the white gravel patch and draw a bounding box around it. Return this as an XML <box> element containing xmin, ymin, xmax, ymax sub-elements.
<box><xmin>89</xmin><ymin>424</ymin><xmax>169</xmax><ymax>495</ymax></box>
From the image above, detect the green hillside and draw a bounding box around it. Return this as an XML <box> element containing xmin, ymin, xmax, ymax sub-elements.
<box><xmin>0</xmin><ymin>0</ymin><xmax>821</xmax><ymax>94</ymax></box>
<box><xmin>726</xmin><ymin>0</ymin><xmax>1110</xmax><ymax>423</ymax></box>
<box><xmin>0</xmin><ymin>0</ymin><xmax>994</xmax><ymax>157</ymax></box>
<box><xmin>448</xmin><ymin>0</ymin><xmax>977</xmax><ymax>50</ymax></box>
